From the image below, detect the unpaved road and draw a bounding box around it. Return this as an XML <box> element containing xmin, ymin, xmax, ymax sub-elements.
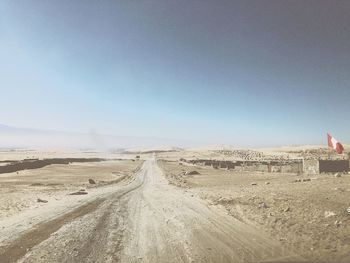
<box><xmin>1</xmin><ymin>159</ymin><xmax>303</xmax><ymax>263</ymax></box>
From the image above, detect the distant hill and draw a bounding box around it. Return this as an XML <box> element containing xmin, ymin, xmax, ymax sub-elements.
<box><xmin>0</xmin><ymin>124</ymin><xmax>193</xmax><ymax>150</ymax></box>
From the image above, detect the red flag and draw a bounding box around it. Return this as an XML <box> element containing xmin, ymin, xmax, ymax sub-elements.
<box><xmin>327</xmin><ymin>133</ymin><xmax>344</xmax><ymax>154</ymax></box>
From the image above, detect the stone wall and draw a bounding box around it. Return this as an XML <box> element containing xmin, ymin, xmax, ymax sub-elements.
<box><xmin>303</xmin><ymin>159</ymin><xmax>319</xmax><ymax>175</ymax></box>
<box><xmin>181</xmin><ymin>158</ymin><xmax>302</xmax><ymax>173</ymax></box>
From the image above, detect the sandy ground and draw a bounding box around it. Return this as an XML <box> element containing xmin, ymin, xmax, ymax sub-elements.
<box><xmin>159</xmin><ymin>159</ymin><xmax>350</xmax><ymax>262</ymax></box>
<box><xmin>2</xmin><ymin>147</ymin><xmax>349</xmax><ymax>262</ymax></box>
<box><xmin>0</xmin><ymin>154</ymin><xmax>304</xmax><ymax>263</ymax></box>
<box><xmin>0</xmin><ymin>158</ymin><xmax>142</xmax><ymax>257</ymax></box>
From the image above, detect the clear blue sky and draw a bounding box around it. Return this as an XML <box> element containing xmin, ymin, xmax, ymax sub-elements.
<box><xmin>1</xmin><ymin>1</ymin><xmax>349</xmax><ymax>147</ymax></box>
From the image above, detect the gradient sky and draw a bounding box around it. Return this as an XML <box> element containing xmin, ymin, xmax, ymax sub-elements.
<box><xmin>1</xmin><ymin>1</ymin><xmax>350</xmax><ymax>147</ymax></box>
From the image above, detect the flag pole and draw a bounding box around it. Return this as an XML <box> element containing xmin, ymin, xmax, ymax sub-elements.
<box><xmin>327</xmin><ymin>133</ymin><xmax>331</xmax><ymax>159</ymax></box>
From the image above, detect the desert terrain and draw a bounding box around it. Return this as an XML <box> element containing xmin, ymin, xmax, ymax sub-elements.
<box><xmin>0</xmin><ymin>147</ymin><xmax>349</xmax><ymax>262</ymax></box>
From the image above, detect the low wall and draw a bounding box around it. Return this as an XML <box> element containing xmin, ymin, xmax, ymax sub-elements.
<box><xmin>319</xmin><ymin>160</ymin><xmax>349</xmax><ymax>173</ymax></box>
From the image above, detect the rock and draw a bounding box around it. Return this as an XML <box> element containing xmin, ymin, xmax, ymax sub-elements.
<box><xmin>302</xmin><ymin>178</ymin><xmax>311</xmax><ymax>182</ymax></box>
<box><xmin>265</xmin><ymin>182</ymin><xmax>270</xmax><ymax>185</ymax></box>
<box><xmin>284</xmin><ymin>207</ymin><xmax>290</xmax><ymax>212</ymax></box>
<box><xmin>294</xmin><ymin>179</ymin><xmax>301</xmax><ymax>183</ymax></box>
<box><xmin>346</xmin><ymin>207</ymin><xmax>350</xmax><ymax>213</ymax></box>
<box><xmin>335</xmin><ymin>173</ymin><xmax>341</xmax><ymax>178</ymax></box>
<box><xmin>258</xmin><ymin>202</ymin><xmax>268</xmax><ymax>209</ymax></box>
<box><xmin>334</xmin><ymin>220</ymin><xmax>342</xmax><ymax>227</ymax></box>
<box><xmin>37</xmin><ymin>198</ymin><xmax>48</xmax><ymax>203</ymax></box>
<box><xmin>324</xmin><ymin>211</ymin><xmax>336</xmax><ymax>218</ymax></box>
<box><xmin>251</xmin><ymin>182</ymin><xmax>257</xmax><ymax>186</ymax></box>
<box><xmin>186</xmin><ymin>171</ymin><xmax>200</xmax><ymax>175</ymax></box>
<box><xmin>69</xmin><ymin>190</ymin><xmax>88</xmax><ymax>195</ymax></box>
<box><xmin>88</xmin><ymin>179</ymin><xmax>96</xmax><ymax>184</ymax></box>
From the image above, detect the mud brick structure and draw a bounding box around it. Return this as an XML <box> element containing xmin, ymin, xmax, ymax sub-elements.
<box><xmin>303</xmin><ymin>158</ymin><xmax>349</xmax><ymax>174</ymax></box>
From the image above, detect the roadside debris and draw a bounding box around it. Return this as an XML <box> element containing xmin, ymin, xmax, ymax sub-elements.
<box><xmin>185</xmin><ymin>171</ymin><xmax>200</xmax><ymax>175</ymax></box>
<box><xmin>284</xmin><ymin>207</ymin><xmax>291</xmax><ymax>212</ymax></box>
<box><xmin>37</xmin><ymin>198</ymin><xmax>48</xmax><ymax>203</ymax></box>
<box><xmin>334</xmin><ymin>220</ymin><xmax>342</xmax><ymax>227</ymax></box>
<box><xmin>88</xmin><ymin>179</ymin><xmax>96</xmax><ymax>184</ymax></box>
<box><xmin>69</xmin><ymin>189</ymin><xmax>88</xmax><ymax>195</ymax></box>
<box><xmin>258</xmin><ymin>202</ymin><xmax>268</xmax><ymax>209</ymax></box>
<box><xmin>294</xmin><ymin>178</ymin><xmax>311</xmax><ymax>183</ymax></box>
<box><xmin>324</xmin><ymin>211</ymin><xmax>336</xmax><ymax>218</ymax></box>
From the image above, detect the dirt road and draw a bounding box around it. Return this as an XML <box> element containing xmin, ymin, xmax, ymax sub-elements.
<box><xmin>1</xmin><ymin>159</ymin><xmax>303</xmax><ymax>263</ymax></box>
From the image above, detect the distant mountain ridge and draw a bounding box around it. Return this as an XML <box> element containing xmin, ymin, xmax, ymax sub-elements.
<box><xmin>0</xmin><ymin>124</ymin><xmax>193</xmax><ymax>150</ymax></box>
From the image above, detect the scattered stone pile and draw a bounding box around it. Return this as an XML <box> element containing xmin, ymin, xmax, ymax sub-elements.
<box><xmin>215</xmin><ymin>150</ymin><xmax>266</xmax><ymax>160</ymax></box>
<box><xmin>181</xmin><ymin>158</ymin><xmax>303</xmax><ymax>173</ymax></box>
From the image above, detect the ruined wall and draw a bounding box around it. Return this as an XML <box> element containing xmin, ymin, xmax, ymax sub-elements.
<box><xmin>281</xmin><ymin>163</ymin><xmax>303</xmax><ymax>173</ymax></box>
<box><xmin>182</xmin><ymin>158</ymin><xmax>303</xmax><ymax>174</ymax></box>
<box><xmin>303</xmin><ymin>159</ymin><xmax>319</xmax><ymax>174</ymax></box>
<box><xmin>319</xmin><ymin>160</ymin><xmax>349</xmax><ymax>173</ymax></box>
<box><xmin>255</xmin><ymin>164</ymin><xmax>269</xmax><ymax>172</ymax></box>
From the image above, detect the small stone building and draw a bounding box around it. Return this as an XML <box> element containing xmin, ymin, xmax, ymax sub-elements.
<box><xmin>303</xmin><ymin>158</ymin><xmax>350</xmax><ymax>174</ymax></box>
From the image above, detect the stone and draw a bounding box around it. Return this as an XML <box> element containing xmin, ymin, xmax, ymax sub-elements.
<box><xmin>37</xmin><ymin>198</ymin><xmax>48</xmax><ymax>203</ymax></box>
<box><xmin>258</xmin><ymin>202</ymin><xmax>268</xmax><ymax>209</ymax></box>
<box><xmin>186</xmin><ymin>171</ymin><xmax>200</xmax><ymax>175</ymax></box>
<box><xmin>69</xmin><ymin>190</ymin><xmax>88</xmax><ymax>195</ymax></box>
<box><xmin>334</xmin><ymin>220</ymin><xmax>342</xmax><ymax>227</ymax></box>
<box><xmin>324</xmin><ymin>211</ymin><xmax>336</xmax><ymax>218</ymax></box>
<box><xmin>88</xmin><ymin>179</ymin><xmax>96</xmax><ymax>184</ymax></box>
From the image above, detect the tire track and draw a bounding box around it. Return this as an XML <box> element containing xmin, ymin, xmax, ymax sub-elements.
<box><xmin>0</xmin><ymin>164</ymin><xmax>146</xmax><ymax>263</ymax></box>
<box><xmin>0</xmin><ymin>198</ymin><xmax>105</xmax><ymax>263</ymax></box>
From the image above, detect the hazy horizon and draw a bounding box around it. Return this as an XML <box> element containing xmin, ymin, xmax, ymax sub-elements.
<box><xmin>0</xmin><ymin>123</ymin><xmax>345</xmax><ymax>150</ymax></box>
<box><xmin>1</xmin><ymin>1</ymin><xmax>350</xmax><ymax>147</ymax></box>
